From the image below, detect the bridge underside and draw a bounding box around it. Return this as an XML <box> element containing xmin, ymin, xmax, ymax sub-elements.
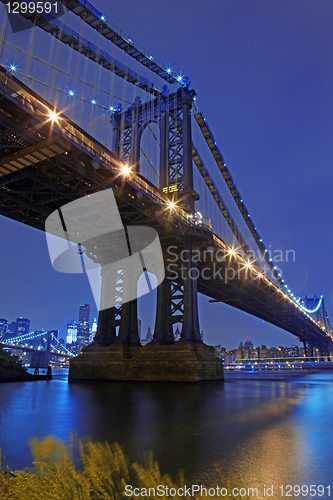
<box><xmin>1</xmin><ymin>69</ymin><xmax>332</xmax><ymax>382</ymax></box>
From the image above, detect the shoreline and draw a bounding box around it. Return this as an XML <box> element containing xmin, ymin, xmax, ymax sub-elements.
<box><xmin>0</xmin><ymin>367</ymin><xmax>49</xmax><ymax>383</ymax></box>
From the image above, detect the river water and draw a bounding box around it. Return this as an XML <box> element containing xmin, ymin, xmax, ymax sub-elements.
<box><xmin>0</xmin><ymin>369</ymin><xmax>333</xmax><ymax>498</ymax></box>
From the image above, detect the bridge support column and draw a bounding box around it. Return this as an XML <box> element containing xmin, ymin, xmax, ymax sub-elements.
<box><xmin>303</xmin><ymin>341</ymin><xmax>314</xmax><ymax>359</ymax></box>
<box><xmin>30</xmin><ymin>350</ymin><xmax>49</xmax><ymax>369</ymax></box>
<box><xmin>152</xmin><ymin>267</ymin><xmax>174</xmax><ymax>345</ymax></box>
<box><xmin>118</xmin><ymin>299</ymin><xmax>140</xmax><ymax>345</ymax></box>
<box><xmin>180</xmin><ymin>242</ymin><xmax>202</xmax><ymax>344</ymax></box>
<box><xmin>94</xmin><ymin>307</ymin><xmax>118</xmax><ymax>346</ymax></box>
<box><xmin>93</xmin><ymin>266</ymin><xmax>121</xmax><ymax>346</ymax></box>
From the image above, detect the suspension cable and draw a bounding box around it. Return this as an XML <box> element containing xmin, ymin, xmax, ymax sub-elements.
<box><xmin>0</xmin><ymin>2</ymin><xmax>163</xmax><ymax>96</ymax></box>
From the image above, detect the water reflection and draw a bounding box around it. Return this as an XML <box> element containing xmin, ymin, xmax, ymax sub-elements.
<box><xmin>0</xmin><ymin>369</ymin><xmax>332</xmax><ymax>496</ymax></box>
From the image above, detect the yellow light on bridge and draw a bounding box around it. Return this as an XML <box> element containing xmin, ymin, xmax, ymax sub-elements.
<box><xmin>228</xmin><ymin>248</ymin><xmax>236</xmax><ymax>257</ymax></box>
<box><xmin>48</xmin><ymin>110</ymin><xmax>59</xmax><ymax>122</ymax></box>
<box><xmin>168</xmin><ymin>201</ymin><xmax>176</xmax><ymax>210</ymax></box>
<box><xmin>121</xmin><ymin>164</ymin><xmax>131</xmax><ymax>177</ymax></box>
<box><xmin>163</xmin><ymin>184</ymin><xmax>178</xmax><ymax>193</ymax></box>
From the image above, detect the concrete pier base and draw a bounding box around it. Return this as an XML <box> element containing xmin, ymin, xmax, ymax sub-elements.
<box><xmin>69</xmin><ymin>343</ymin><xmax>223</xmax><ymax>382</ymax></box>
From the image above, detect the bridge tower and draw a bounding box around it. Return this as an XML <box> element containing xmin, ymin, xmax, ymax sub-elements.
<box><xmin>94</xmin><ymin>82</ymin><xmax>202</xmax><ymax>347</ymax></box>
<box><xmin>70</xmin><ymin>84</ymin><xmax>222</xmax><ymax>381</ymax></box>
<box><xmin>30</xmin><ymin>331</ymin><xmax>50</xmax><ymax>369</ymax></box>
<box><xmin>300</xmin><ymin>296</ymin><xmax>333</xmax><ymax>361</ymax></box>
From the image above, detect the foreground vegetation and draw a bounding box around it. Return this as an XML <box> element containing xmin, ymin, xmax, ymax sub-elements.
<box><xmin>0</xmin><ymin>437</ymin><xmax>249</xmax><ymax>499</ymax></box>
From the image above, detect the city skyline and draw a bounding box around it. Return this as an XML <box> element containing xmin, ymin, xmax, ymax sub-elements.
<box><xmin>0</xmin><ymin>0</ymin><xmax>332</xmax><ymax>350</ymax></box>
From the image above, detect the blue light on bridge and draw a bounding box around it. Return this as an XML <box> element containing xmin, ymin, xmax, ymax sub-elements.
<box><xmin>100</xmin><ymin>15</ymin><xmax>106</xmax><ymax>21</ymax></box>
<box><xmin>91</xmin><ymin>99</ymin><xmax>97</xmax><ymax>105</ymax></box>
<box><xmin>300</xmin><ymin>297</ymin><xmax>323</xmax><ymax>314</ymax></box>
<box><xmin>177</xmin><ymin>75</ymin><xmax>183</xmax><ymax>82</ymax></box>
<box><xmin>167</xmin><ymin>68</ymin><xmax>171</xmax><ymax>74</ymax></box>
<box><xmin>68</xmin><ymin>89</ymin><xmax>75</xmax><ymax>97</ymax></box>
<box><xmin>9</xmin><ymin>64</ymin><xmax>17</xmax><ymax>73</ymax></box>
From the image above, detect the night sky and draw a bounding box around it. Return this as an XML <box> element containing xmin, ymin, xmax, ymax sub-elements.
<box><xmin>0</xmin><ymin>0</ymin><xmax>332</xmax><ymax>350</ymax></box>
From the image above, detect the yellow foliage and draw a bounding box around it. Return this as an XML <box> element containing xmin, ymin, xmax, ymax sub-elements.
<box><xmin>0</xmin><ymin>438</ymin><xmax>249</xmax><ymax>500</ymax></box>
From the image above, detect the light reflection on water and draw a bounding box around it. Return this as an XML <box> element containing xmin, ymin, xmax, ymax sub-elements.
<box><xmin>0</xmin><ymin>369</ymin><xmax>333</xmax><ymax>498</ymax></box>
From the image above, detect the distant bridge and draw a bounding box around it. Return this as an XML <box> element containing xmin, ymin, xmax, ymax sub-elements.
<box><xmin>2</xmin><ymin>330</ymin><xmax>74</xmax><ymax>367</ymax></box>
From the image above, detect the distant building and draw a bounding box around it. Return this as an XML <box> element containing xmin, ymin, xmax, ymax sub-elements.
<box><xmin>174</xmin><ymin>325</ymin><xmax>181</xmax><ymax>342</ymax></box>
<box><xmin>146</xmin><ymin>326</ymin><xmax>152</xmax><ymax>342</ymax></box>
<box><xmin>244</xmin><ymin>337</ymin><xmax>254</xmax><ymax>350</ymax></box>
<box><xmin>0</xmin><ymin>319</ymin><xmax>7</xmax><ymax>340</ymax></box>
<box><xmin>286</xmin><ymin>345</ymin><xmax>300</xmax><ymax>358</ymax></box>
<box><xmin>215</xmin><ymin>345</ymin><xmax>227</xmax><ymax>359</ymax></box>
<box><xmin>89</xmin><ymin>318</ymin><xmax>98</xmax><ymax>343</ymax></box>
<box><xmin>259</xmin><ymin>344</ymin><xmax>269</xmax><ymax>359</ymax></box>
<box><xmin>16</xmin><ymin>317</ymin><xmax>30</xmax><ymax>336</ymax></box>
<box><xmin>66</xmin><ymin>321</ymin><xmax>78</xmax><ymax>346</ymax></box>
<box><xmin>7</xmin><ymin>322</ymin><xmax>17</xmax><ymax>335</ymax></box>
<box><xmin>77</xmin><ymin>304</ymin><xmax>90</xmax><ymax>348</ymax></box>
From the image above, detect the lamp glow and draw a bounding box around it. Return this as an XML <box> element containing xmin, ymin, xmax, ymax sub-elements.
<box><xmin>49</xmin><ymin>111</ymin><xmax>58</xmax><ymax>122</ymax></box>
<box><xmin>121</xmin><ymin>165</ymin><xmax>131</xmax><ymax>177</ymax></box>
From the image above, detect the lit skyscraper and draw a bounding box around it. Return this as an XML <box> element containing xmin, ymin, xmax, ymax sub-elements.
<box><xmin>66</xmin><ymin>321</ymin><xmax>78</xmax><ymax>345</ymax></box>
<box><xmin>0</xmin><ymin>319</ymin><xmax>7</xmax><ymax>340</ymax></box>
<box><xmin>89</xmin><ymin>318</ymin><xmax>98</xmax><ymax>343</ymax></box>
<box><xmin>78</xmin><ymin>304</ymin><xmax>90</xmax><ymax>349</ymax></box>
<box><xmin>16</xmin><ymin>317</ymin><xmax>30</xmax><ymax>336</ymax></box>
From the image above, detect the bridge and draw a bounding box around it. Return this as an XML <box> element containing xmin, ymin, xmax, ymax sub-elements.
<box><xmin>0</xmin><ymin>0</ymin><xmax>332</xmax><ymax>379</ymax></box>
<box><xmin>2</xmin><ymin>330</ymin><xmax>74</xmax><ymax>367</ymax></box>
